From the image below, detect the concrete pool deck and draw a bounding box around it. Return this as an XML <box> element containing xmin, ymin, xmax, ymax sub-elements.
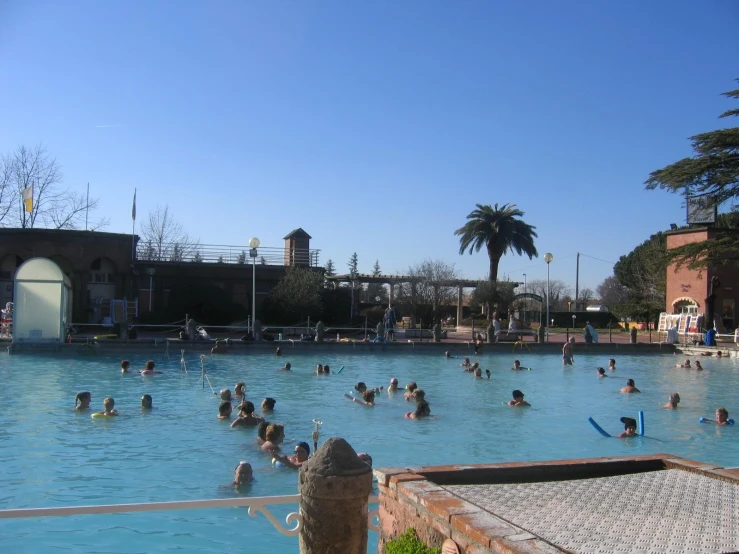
<box><xmin>374</xmin><ymin>455</ymin><xmax>739</xmax><ymax>554</ymax></box>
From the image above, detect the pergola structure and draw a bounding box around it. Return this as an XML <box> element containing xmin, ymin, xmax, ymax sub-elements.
<box><xmin>327</xmin><ymin>274</ymin><xmax>483</xmax><ymax>325</ymax></box>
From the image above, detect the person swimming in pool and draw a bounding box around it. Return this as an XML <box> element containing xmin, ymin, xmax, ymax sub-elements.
<box><xmin>485</xmin><ymin>369</ymin><xmax>491</xmax><ymax>379</ymax></box>
<box><xmin>262</xmin><ymin>397</ymin><xmax>276</xmax><ymax>413</ymax></box>
<box><xmin>508</xmin><ymin>390</ymin><xmax>530</xmax><ymax>407</ymax></box>
<box><xmin>120</xmin><ymin>360</ymin><xmax>130</xmax><ymax>373</ymax></box>
<box><xmin>323</xmin><ymin>364</ymin><xmax>331</xmax><ymax>374</ymax></box>
<box><xmin>231</xmin><ymin>401</ymin><xmax>264</xmax><ymax>427</ymax></box>
<box><xmin>620</xmin><ymin>379</ymin><xmax>640</xmax><ymax>393</ymax></box>
<box><xmin>474</xmin><ymin>366</ymin><xmax>482</xmax><ymax>379</ymax></box>
<box><xmin>388</xmin><ymin>378</ymin><xmax>399</xmax><ymax>392</ymax></box>
<box><xmin>274</xmin><ymin>441</ymin><xmax>311</xmax><ymax>469</ymax></box>
<box><xmin>562</xmin><ymin>337</ymin><xmax>575</xmax><ymax>366</ymax></box>
<box><xmin>664</xmin><ymin>392</ymin><xmax>680</xmax><ymax>409</ymax></box>
<box><xmin>608</xmin><ymin>359</ymin><xmax>616</xmax><ymax>371</ymax></box>
<box><xmin>444</xmin><ymin>351</ymin><xmax>451</xmax><ymax>358</ymax></box>
<box><xmin>362</xmin><ymin>390</ymin><xmax>376</xmax><ymax>406</ymax></box>
<box><xmin>218</xmin><ymin>401</ymin><xmax>233</xmax><ymax>420</ymax></box>
<box><xmin>75</xmin><ymin>391</ymin><xmax>92</xmax><ymax>411</ymax></box>
<box><xmin>234</xmin><ymin>382</ymin><xmax>246</xmax><ymax>397</ymax></box>
<box><xmin>676</xmin><ymin>359</ymin><xmax>691</xmax><ymax>368</ymax></box>
<box><xmin>461</xmin><ymin>357</ymin><xmax>471</xmax><ymax>368</ymax></box>
<box><xmin>275</xmin><ymin>347</ymin><xmax>282</xmax><ymax>356</ymax></box>
<box><xmin>316</xmin><ymin>364</ymin><xmax>324</xmax><ymax>375</ymax></box>
<box><xmin>355</xmin><ymin>382</ymin><xmax>368</xmax><ymax>394</ymax></box>
<box><xmin>279</xmin><ymin>362</ymin><xmax>292</xmax><ymax>371</ymax></box>
<box><xmin>618</xmin><ymin>417</ymin><xmax>638</xmax><ymax>438</ymax></box>
<box><xmin>695</xmin><ymin>361</ymin><xmax>703</xmax><ymax>371</ymax></box>
<box><xmin>141</xmin><ymin>394</ymin><xmax>153</xmax><ymax>410</ymax></box>
<box><xmin>404</xmin><ymin>382</ymin><xmax>417</xmax><ymax>401</ymax></box>
<box><xmin>597</xmin><ymin>367</ymin><xmax>607</xmax><ymax>378</ymax></box>
<box><xmin>94</xmin><ymin>397</ymin><xmax>118</xmax><ymax>417</ymax></box>
<box><xmin>465</xmin><ymin>362</ymin><xmax>478</xmax><ymax>374</ymax></box>
<box><xmin>230</xmin><ymin>461</ymin><xmax>254</xmax><ymax>488</ymax></box>
<box><xmin>140</xmin><ymin>360</ymin><xmax>161</xmax><ymax>375</ymax></box>
<box><xmin>261</xmin><ymin>423</ymin><xmax>285</xmax><ymax>454</ymax></box>
<box><xmin>220</xmin><ymin>388</ymin><xmax>232</xmax><ymax>402</ymax></box>
<box><xmin>407</xmin><ymin>400</ymin><xmax>431</xmax><ymax>419</ymax></box>
<box><xmin>357</xmin><ymin>452</ymin><xmax>373</xmax><ymax>467</ymax></box>
<box><xmin>512</xmin><ymin>360</ymin><xmax>529</xmax><ymax>371</ymax></box>
<box><xmin>256</xmin><ymin>421</ymin><xmax>270</xmax><ymax>445</ymax></box>
<box><xmin>716</xmin><ymin>407</ymin><xmax>731</xmax><ymax>425</ymax></box>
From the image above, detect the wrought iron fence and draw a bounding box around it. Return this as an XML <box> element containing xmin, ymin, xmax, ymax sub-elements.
<box><xmin>136</xmin><ymin>242</ymin><xmax>320</xmax><ymax>267</ymax></box>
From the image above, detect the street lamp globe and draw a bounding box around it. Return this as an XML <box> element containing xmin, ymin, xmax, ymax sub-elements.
<box><xmin>249</xmin><ymin>237</ymin><xmax>260</xmax><ymax>249</ymax></box>
<box><xmin>543</xmin><ymin>252</ymin><xmax>554</xmax><ymax>264</ymax></box>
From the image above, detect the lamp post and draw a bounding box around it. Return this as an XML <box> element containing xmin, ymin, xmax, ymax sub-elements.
<box><xmin>544</xmin><ymin>253</ymin><xmax>553</xmax><ymax>342</ymax></box>
<box><xmin>523</xmin><ymin>273</ymin><xmax>527</xmax><ymax>325</ymax></box>
<box><xmin>145</xmin><ymin>268</ymin><xmax>155</xmax><ymax>313</ymax></box>
<box><xmin>572</xmin><ymin>314</ymin><xmax>576</xmax><ymax>342</ymax></box>
<box><xmin>249</xmin><ymin>237</ymin><xmax>260</xmax><ymax>338</ymax></box>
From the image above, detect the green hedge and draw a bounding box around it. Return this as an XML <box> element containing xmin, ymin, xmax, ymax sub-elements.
<box><xmin>385</xmin><ymin>529</ymin><xmax>440</xmax><ymax>554</ymax></box>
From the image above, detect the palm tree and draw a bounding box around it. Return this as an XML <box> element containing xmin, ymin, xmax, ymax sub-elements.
<box><xmin>455</xmin><ymin>203</ymin><xmax>538</xmax><ymax>282</ymax></box>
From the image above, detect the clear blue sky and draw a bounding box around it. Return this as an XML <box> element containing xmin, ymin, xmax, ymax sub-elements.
<box><xmin>1</xmin><ymin>1</ymin><xmax>737</xmax><ymax>292</ymax></box>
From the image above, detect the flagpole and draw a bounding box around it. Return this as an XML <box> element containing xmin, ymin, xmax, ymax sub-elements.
<box><xmin>85</xmin><ymin>182</ymin><xmax>89</xmax><ymax>231</ymax></box>
<box><xmin>131</xmin><ymin>188</ymin><xmax>136</xmax><ymax>262</ymax></box>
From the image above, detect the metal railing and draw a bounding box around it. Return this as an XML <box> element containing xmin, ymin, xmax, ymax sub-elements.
<box><xmin>0</xmin><ymin>494</ymin><xmax>380</xmax><ymax>538</ymax></box>
<box><xmin>135</xmin><ymin>243</ymin><xmax>320</xmax><ymax>267</ymax></box>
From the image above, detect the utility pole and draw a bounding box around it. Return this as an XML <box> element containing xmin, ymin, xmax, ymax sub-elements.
<box><xmin>575</xmin><ymin>252</ymin><xmax>580</xmax><ymax>312</ymax></box>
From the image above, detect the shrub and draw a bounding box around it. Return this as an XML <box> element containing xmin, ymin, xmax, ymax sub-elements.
<box><xmin>384</xmin><ymin>528</ymin><xmax>441</xmax><ymax>554</ymax></box>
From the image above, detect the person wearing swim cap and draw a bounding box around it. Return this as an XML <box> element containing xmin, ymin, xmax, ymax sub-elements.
<box><xmin>230</xmin><ymin>461</ymin><xmax>254</xmax><ymax>487</ymax></box>
<box><xmin>279</xmin><ymin>362</ymin><xmax>292</xmax><ymax>371</ymax></box>
<box><xmin>274</xmin><ymin>441</ymin><xmax>311</xmax><ymax>469</ymax></box>
<box><xmin>355</xmin><ymin>382</ymin><xmax>367</xmax><ymax>394</ymax></box>
<box><xmin>618</xmin><ymin>417</ymin><xmax>638</xmax><ymax>438</ymax></box>
<box><xmin>388</xmin><ymin>378</ymin><xmax>399</xmax><ymax>392</ymax></box>
<box><xmin>620</xmin><ymin>379</ymin><xmax>640</xmax><ymax>393</ymax></box>
<box><xmin>141</xmin><ymin>394</ymin><xmax>153</xmax><ymax>410</ymax></box>
<box><xmin>404</xmin><ymin>382</ymin><xmax>417</xmax><ymax>401</ymax></box>
<box><xmin>220</xmin><ymin>388</ymin><xmax>232</xmax><ymax>402</ymax></box>
<box><xmin>664</xmin><ymin>392</ymin><xmax>680</xmax><ymax>409</ymax></box>
<box><xmin>120</xmin><ymin>360</ymin><xmax>130</xmax><ymax>373</ymax></box>
<box><xmin>508</xmin><ymin>390</ymin><xmax>530</xmax><ymax>407</ymax></box>
<box><xmin>75</xmin><ymin>391</ymin><xmax>92</xmax><ymax>411</ymax></box>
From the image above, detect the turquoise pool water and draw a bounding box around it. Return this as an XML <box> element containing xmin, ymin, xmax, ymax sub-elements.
<box><xmin>0</xmin><ymin>348</ymin><xmax>737</xmax><ymax>553</ymax></box>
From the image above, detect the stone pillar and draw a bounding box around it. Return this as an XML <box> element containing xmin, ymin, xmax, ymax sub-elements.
<box><xmin>315</xmin><ymin>320</ymin><xmax>325</xmax><ymax>342</ymax></box>
<box><xmin>298</xmin><ymin>437</ymin><xmax>373</xmax><ymax>554</ymax></box>
<box><xmin>456</xmin><ymin>286</ymin><xmax>463</xmax><ymax>327</ymax></box>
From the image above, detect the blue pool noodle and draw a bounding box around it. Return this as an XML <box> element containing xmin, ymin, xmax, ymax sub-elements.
<box><xmin>700</xmin><ymin>417</ymin><xmax>735</xmax><ymax>425</ymax></box>
<box><xmin>588</xmin><ymin>417</ymin><xmax>611</xmax><ymax>437</ymax></box>
<box><xmin>638</xmin><ymin>411</ymin><xmax>645</xmax><ymax>436</ymax></box>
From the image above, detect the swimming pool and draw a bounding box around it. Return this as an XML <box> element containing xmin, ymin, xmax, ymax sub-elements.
<box><xmin>0</xmin><ymin>348</ymin><xmax>737</xmax><ymax>553</ymax></box>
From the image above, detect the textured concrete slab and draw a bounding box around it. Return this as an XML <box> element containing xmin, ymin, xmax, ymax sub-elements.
<box><xmin>445</xmin><ymin>469</ymin><xmax>739</xmax><ymax>554</ymax></box>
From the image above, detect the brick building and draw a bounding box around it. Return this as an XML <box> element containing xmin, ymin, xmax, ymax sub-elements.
<box><xmin>665</xmin><ymin>227</ymin><xmax>738</xmax><ymax>332</ymax></box>
<box><xmin>0</xmin><ymin>228</ymin><xmax>319</xmax><ymax>325</ymax></box>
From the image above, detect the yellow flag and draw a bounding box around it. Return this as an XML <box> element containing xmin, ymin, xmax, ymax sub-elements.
<box><xmin>22</xmin><ymin>185</ymin><xmax>33</xmax><ymax>213</ymax></box>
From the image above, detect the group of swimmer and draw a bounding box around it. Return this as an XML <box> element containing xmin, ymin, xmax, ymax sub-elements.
<box><xmin>74</xmin><ymin>391</ymin><xmax>152</xmax><ymax>416</ymax></box>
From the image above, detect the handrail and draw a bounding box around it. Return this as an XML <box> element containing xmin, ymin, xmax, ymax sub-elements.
<box><xmin>0</xmin><ymin>494</ymin><xmax>381</xmax><ymax>536</ymax></box>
